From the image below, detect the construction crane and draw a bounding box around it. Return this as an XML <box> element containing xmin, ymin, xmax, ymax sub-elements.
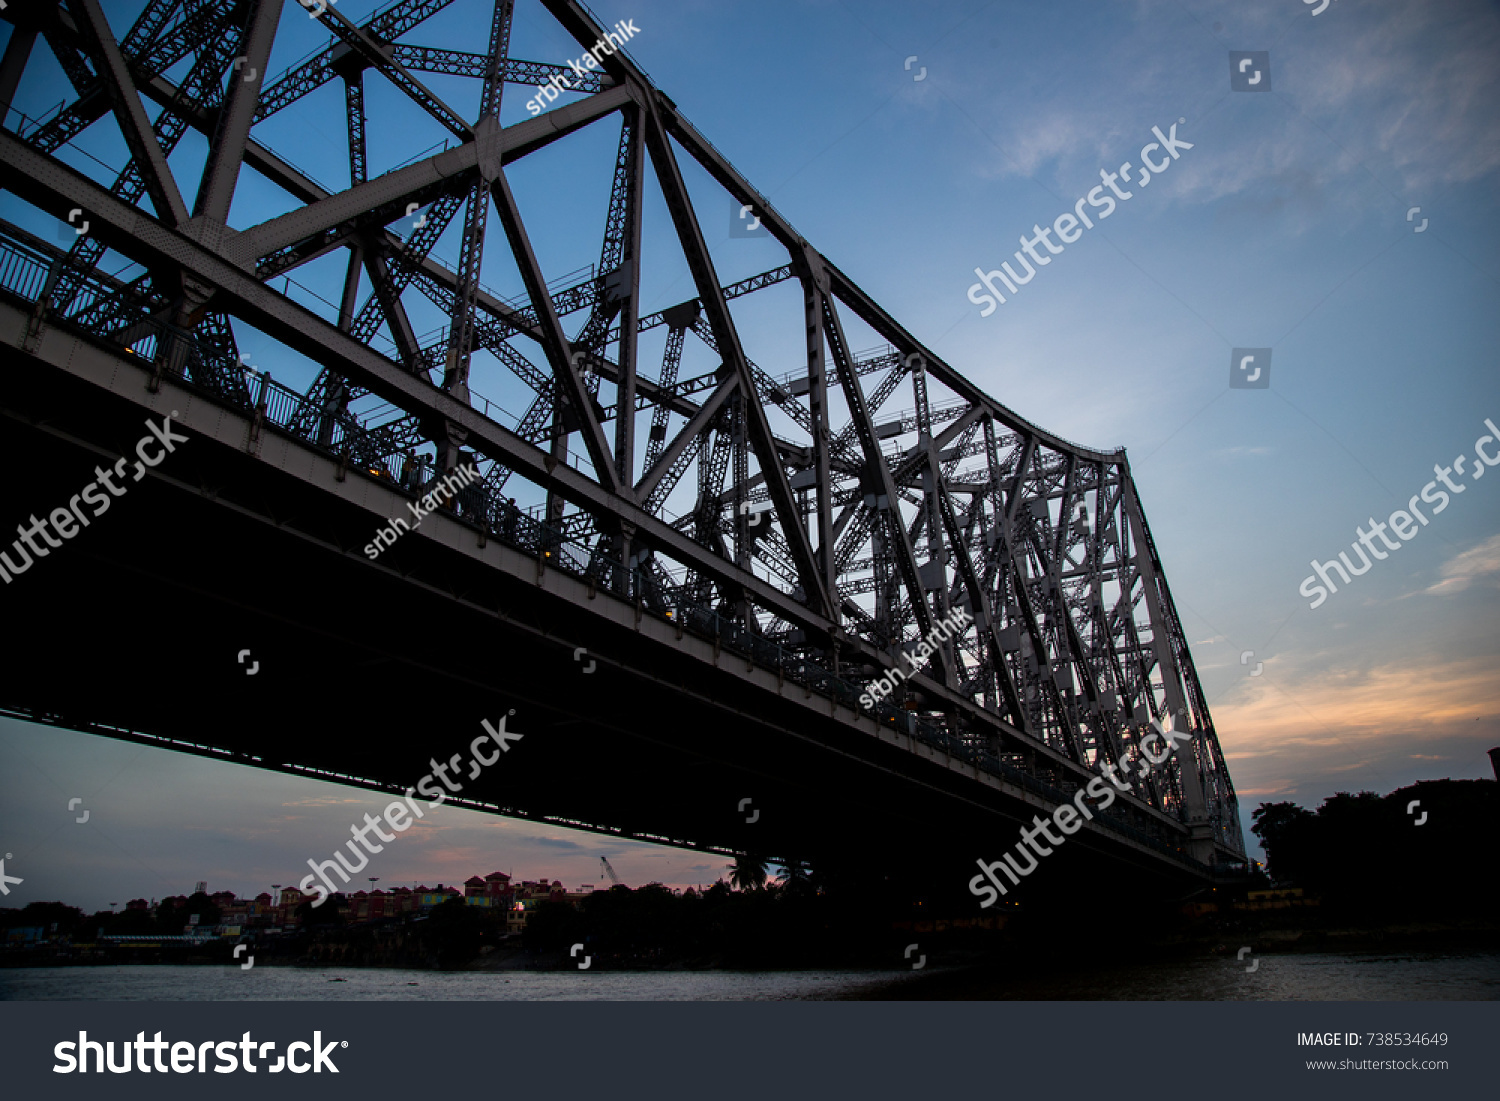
<box><xmin>599</xmin><ymin>857</ymin><xmax>623</xmax><ymax>886</ymax></box>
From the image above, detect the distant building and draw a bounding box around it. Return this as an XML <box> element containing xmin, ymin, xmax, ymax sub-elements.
<box><xmin>503</xmin><ymin>879</ymin><xmax>573</xmax><ymax>932</ymax></box>
<box><xmin>345</xmin><ymin>887</ymin><xmax>425</xmax><ymax>922</ymax></box>
<box><xmin>58</xmin><ymin>869</ymin><xmax>639</xmax><ymax>943</ymax></box>
<box><xmin>464</xmin><ymin>872</ymin><xmax>514</xmax><ymax>909</ymax></box>
<box><xmin>417</xmin><ymin>885</ymin><xmax>463</xmax><ymax>909</ymax></box>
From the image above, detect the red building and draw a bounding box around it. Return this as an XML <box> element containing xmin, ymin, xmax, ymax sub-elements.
<box><xmin>463</xmin><ymin>871</ymin><xmax>515</xmax><ymax>909</ymax></box>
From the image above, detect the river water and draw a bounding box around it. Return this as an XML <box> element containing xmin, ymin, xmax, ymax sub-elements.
<box><xmin>2</xmin><ymin>951</ymin><xmax>1496</xmax><ymax>1000</ymax></box>
<box><xmin>1</xmin><ymin>965</ymin><xmax>889</xmax><ymax>1000</ymax></box>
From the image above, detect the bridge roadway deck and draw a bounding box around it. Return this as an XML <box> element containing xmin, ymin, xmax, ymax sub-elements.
<box><xmin>0</xmin><ymin>302</ymin><xmax>1228</xmax><ymax>903</ymax></box>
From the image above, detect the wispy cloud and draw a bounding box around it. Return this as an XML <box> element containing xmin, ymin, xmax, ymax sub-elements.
<box><xmin>1299</xmin><ymin>2</ymin><xmax>1500</xmax><ymax>192</ymax></box>
<box><xmin>529</xmin><ymin>836</ymin><xmax>587</xmax><ymax>851</ymax></box>
<box><xmin>1422</xmin><ymin>533</ymin><xmax>1500</xmax><ymax>596</ymax></box>
<box><xmin>967</xmin><ymin>0</ymin><xmax>1500</xmax><ymax>209</ymax></box>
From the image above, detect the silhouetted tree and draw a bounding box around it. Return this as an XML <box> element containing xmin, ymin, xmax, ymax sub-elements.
<box><xmin>423</xmin><ymin>896</ymin><xmax>485</xmax><ymax>968</ymax></box>
<box><xmin>0</xmin><ymin>901</ymin><xmax>84</xmax><ymax>935</ymax></box>
<box><xmin>296</xmin><ymin>896</ymin><xmax>344</xmax><ymax>928</ymax></box>
<box><xmin>1253</xmin><ymin>782</ymin><xmax>1499</xmax><ymax>920</ymax></box>
<box><xmin>524</xmin><ymin>898</ymin><xmax>585</xmax><ymax>951</ymax></box>
<box><xmin>110</xmin><ymin>904</ymin><xmax>159</xmax><ymax>934</ymax></box>
<box><xmin>775</xmin><ymin>859</ymin><xmax>813</xmax><ymax>896</ymax></box>
<box><xmin>1251</xmin><ymin>801</ymin><xmax>1315</xmax><ymax>882</ymax></box>
<box><xmin>727</xmin><ymin>854</ymin><xmax>767</xmax><ymax>891</ymax></box>
<box><xmin>181</xmin><ymin>891</ymin><xmax>221</xmax><ymax>925</ymax></box>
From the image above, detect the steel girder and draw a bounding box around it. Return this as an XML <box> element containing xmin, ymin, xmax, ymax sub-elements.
<box><xmin>0</xmin><ymin>0</ymin><xmax>1243</xmax><ymax>860</ymax></box>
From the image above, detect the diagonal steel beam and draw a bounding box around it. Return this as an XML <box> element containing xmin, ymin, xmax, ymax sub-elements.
<box><xmin>607</xmin><ymin>107</ymin><xmax>642</xmax><ymax>485</ymax></box>
<box><xmin>441</xmin><ymin>0</ymin><xmax>513</xmax><ymax>402</ymax></box>
<box><xmin>118</xmin><ymin>0</ymin><xmax>182</xmax><ymax>60</ymax></box>
<box><xmin>819</xmin><ymin>286</ymin><xmax>944</xmax><ymax>677</ymax></box>
<box><xmin>638</xmin><ymin>99</ymin><xmax>832</xmax><ymax>620</ymax></box>
<box><xmin>308</xmin><ymin>3</ymin><xmax>471</xmax><ymax>139</ymax></box>
<box><xmin>636</xmin><ymin>372</ymin><xmax>737</xmax><ymax>504</ymax></box>
<box><xmin>0</xmin><ymin>25</ymin><xmax>38</xmax><ymax>118</ymax></box>
<box><xmin>68</xmin><ymin>0</ymin><xmax>189</xmax><ymax>227</ymax></box>
<box><xmin>937</xmin><ymin>486</ymin><xmax>1027</xmax><ymax>731</ymax></box>
<box><xmin>254</xmin><ymin>0</ymin><xmax>458</xmax><ymax>122</ymax></box>
<box><xmin>22</xmin><ymin>1</ymin><xmax>230</xmax><ymax>155</ymax></box>
<box><xmin>489</xmin><ymin>165</ymin><xmax>621</xmax><ymax>496</ymax></box>
<box><xmin>1121</xmin><ymin>474</ymin><xmax>1210</xmax><ymax>821</ymax></box>
<box><xmin>789</xmin><ymin>251</ymin><xmax>839</xmax><ymax>611</ymax></box>
<box><xmin>192</xmin><ymin>0</ymin><xmax>282</xmax><ymax>224</ymax></box>
<box><xmin>363</xmin><ymin>248</ymin><xmax>422</xmax><ymax>368</ymax></box>
<box><xmin>42</xmin><ymin>24</ymin><xmax>96</xmax><ymax>94</ymax></box>
<box><xmin>231</xmin><ymin>146</ymin><xmax>479</xmax><ymax>268</ymax></box>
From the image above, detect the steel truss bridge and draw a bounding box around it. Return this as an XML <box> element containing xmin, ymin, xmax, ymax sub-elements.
<box><xmin>0</xmin><ymin>0</ymin><xmax>1243</xmax><ymax>900</ymax></box>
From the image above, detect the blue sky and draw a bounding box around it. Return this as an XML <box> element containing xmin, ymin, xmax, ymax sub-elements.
<box><xmin>2</xmin><ymin>0</ymin><xmax>1498</xmax><ymax>911</ymax></box>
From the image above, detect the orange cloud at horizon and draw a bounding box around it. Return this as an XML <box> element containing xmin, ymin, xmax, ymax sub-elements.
<box><xmin>1217</xmin><ymin>655</ymin><xmax>1497</xmax><ymax>746</ymax></box>
<box><xmin>1210</xmin><ymin>654</ymin><xmax>1500</xmax><ymax>803</ymax></box>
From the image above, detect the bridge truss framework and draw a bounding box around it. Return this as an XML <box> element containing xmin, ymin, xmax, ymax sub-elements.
<box><xmin>0</xmin><ymin>0</ymin><xmax>1244</xmax><ymax>866</ymax></box>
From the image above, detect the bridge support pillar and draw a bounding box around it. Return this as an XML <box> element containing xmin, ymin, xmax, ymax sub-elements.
<box><xmin>1187</xmin><ymin>822</ymin><xmax>1218</xmax><ymax>866</ymax></box>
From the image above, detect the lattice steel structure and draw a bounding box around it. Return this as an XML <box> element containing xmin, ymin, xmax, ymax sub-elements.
<box><xmin>0</xmin><ymin>0</ymin><xmax>1243</xmax><ymax>863</ymax></box>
